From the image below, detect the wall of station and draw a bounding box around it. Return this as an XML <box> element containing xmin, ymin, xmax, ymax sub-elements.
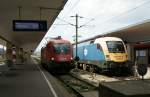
<box><xmin>126</xmin><ymin>42</ymin><xmax>150</xmax><ymax>66</ymax></box>
<box><xmin>0</xmin><ymin>37</ymin><xmax>33</xmax><ymax>65</ymax></box>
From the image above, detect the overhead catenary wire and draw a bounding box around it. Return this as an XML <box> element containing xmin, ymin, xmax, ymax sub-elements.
<box><xmin>37</xmin><ymin>0</ymin><xmax>150</xmax><ymax>52</ymax></box>
<box><xmin>61</xmin><ymin>0</ymin><xmax>81</xmax><ymax>18</ymax></box>
<box><xmin>54</xmin><ymin>0</ymin><xmax>150</xmax><ymax>31</ymax></box>
<box><xmin>79</xmin><ymin>18</ymin><xmax>95</xmax><ymax>28</ymax></box>
<box><xmin>56</xmin><ymin>16</ymin><xmax>95</xmax><ymax>28</ymax></box>
<box><xmin>51</xmin><ymin>0</ymin><xmax>81</xmax><ymax>30</ymax></box>
<box><xmin>57</xmin><ymin>17</ymin><xmax>75</xmax><ymax>26</ymax></box>
<box><xmin>94</xmin><ymin>0</ymin><xmax>150</xmax><ymax>26</ymax></box>
<box><xmin>53</xmin><ymin>24</ymin><xmax>72</xmax><ymax>25</ymax></box>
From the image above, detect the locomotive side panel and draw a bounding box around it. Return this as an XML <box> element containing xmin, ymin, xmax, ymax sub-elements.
<box><xmin>76</xmin><ymin>44</ymin><xmax>105</xmax><ymax>66</ymax></box>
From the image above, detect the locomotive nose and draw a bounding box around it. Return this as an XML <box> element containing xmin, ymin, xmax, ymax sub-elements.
<box><xmin>110</xmin><ymin>53</ymin><xmax>127</xmax><ymax>62</ymax></box>
<box><xmin>55</xmin><ymin>55</ymin><xmax>72</xmax><ymax>62</ymax></box>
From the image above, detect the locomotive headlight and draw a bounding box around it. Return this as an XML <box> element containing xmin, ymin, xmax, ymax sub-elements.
<box><xmin>126</xmin><ymin>55</ymin><xmax>128</xmax><ymax>58</ymax></box>
<box><xmin>71</xmin><ymin>57</ymin><xmax>73</xmax><ymax>60</ymax></box>
<box><xmin>51</xmin><ymin>57</ymin><xmax>54</xmax><ymax>60</ymax></box>
<box><xmin>106</xmin><ymin>55</ymin><xmax>111</xmax><ymax>61</ymax></box>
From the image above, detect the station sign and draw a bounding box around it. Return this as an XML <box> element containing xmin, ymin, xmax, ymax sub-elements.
<box><xmin>13</xmin><ymin>20</ymin><xmax>47</xmax><ymax>31</ymax></box>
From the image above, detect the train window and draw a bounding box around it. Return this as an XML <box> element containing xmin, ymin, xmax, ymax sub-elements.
<box><xmin>96</xmin><ymin>44</ymin><xmax>102</xmax><ymax>50</ymax></box>
<box><xmin>90</xmin><ymin>40</ymin><xmax>95</xmax><ymax>44</ymax></box>
<box><xmin>53</xmin><ymin>44</ymin><xmax>70</xmax><ymax>54</ymax></box>
<box><xmin>106</xmin><ymin>41</ymin><xmax>125</xmax><ymax>53</ymax></box>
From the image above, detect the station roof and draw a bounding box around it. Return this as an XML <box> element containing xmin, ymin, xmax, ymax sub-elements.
<box><xmin>104</xmin><ymin>20</ymin><xmax>150</xmax><ymax>43</ymax></box>
<box><xmin>0</xmin><ymin>0</ymin><xmax>67</xmax><ymax>51</ymax></box>
<box><xmin>78</xmin><ymin>20</ymin><xmax>150</xmax><ymax>44</ymax></box>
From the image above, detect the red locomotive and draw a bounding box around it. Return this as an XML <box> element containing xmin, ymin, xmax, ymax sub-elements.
<box><xmin>41</xmin><ymin>36</ymin><xmax>73</xmax><ymax>73</ymax></box>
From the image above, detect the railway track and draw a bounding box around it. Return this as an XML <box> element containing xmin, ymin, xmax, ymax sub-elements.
<box><xmin>33</xmin><ymin>58</ymin><xmax>143</xmax><ymax>97</ymax></box>
<box><xmin>53</xmin><ymin>68</ymin><xmax>137</xmax><ymax>97</ymax></box>
<box><xmin>56</xmin><ymin>74</ymin><xmax>98</xmax><ymax>97</ymax></box>
<box><xmin>70</xmin><ymin>68</ymin><xmax>141</xmax><ymax>87</ymax></box>
<box><xmin>47</xmin><ymin>67</ymin><xmax>143</xmax><ymax>97</ymax></box>
<box><xmin>33</xmin><ymin>58</ymin><xmax>150</xmax><ymax>97</ymax></box>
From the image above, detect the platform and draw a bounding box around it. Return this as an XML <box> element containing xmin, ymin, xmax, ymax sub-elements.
<box><xmin>99</xmin><ymin>80</ymin><xmax>150</xmax><ymax>97</ymax></box>
<box><xmin>70</xmin><ymin>69</ymin><xmax>119</xmax><ymax>87</ymax></box>
<box><xmin>0</xmin><ymin>59</ymin><xmax>73</xmax><ymax>97</ymax></box>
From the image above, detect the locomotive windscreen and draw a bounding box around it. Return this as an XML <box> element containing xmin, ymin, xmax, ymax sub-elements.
<box><xmin>54</xmin><ymin>44</ymin><xmax>70</xmax><ymax>54</ymax></box>
<box><xmin>106</xmin><ymin>41</ymin><xmax>125</xmax><ymax>53</ymax></box>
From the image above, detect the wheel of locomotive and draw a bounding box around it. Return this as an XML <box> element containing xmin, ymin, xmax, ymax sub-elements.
<box><xmin>42</xmin><ymin>63</ymin><xmax>48</xmax><ymax>70</ymax></box>
<box><xmin>79</xmin><ymin>63</ymin><xmax>83</xmax><ymax>69</ymax></box>
<box><xmin>125</xmin><ymin>61</ymin><xmax>134</xmax><ymax>76</ymax></box>
<box><xmin>89</xmin><ymin>65</ymin><xmax>94</xmax><ymax>73</ymax></box>
<box><xmin>120</xmin><ymin>67</ymin><xmax>127</xmax><ymax>76</ymax></box>
<box><xmin>83</xmin><ymin>64</ymin><xmax>87</xmax><ymax>71</ymax></box>
<box><xmin>77</xmin><ymin>62</ymin><xmax>81</xmax><ymax>69</ymax></box>
<box><xmin>41</xmin><ymin>61</ymin><xmax>43</xmax><ymax>65</ymax></box>
<box><xmin>110</xmin><ymin>67</ymin><xmax>120</xmax><ymax>76</ymax></box>
<box><xmin>94</xmin><ymin>66</ymin><xmax>102</xmax><ymax>74</ymax></box>
<box><xmin>118</xmin><ymin>67</ymin><xmax>123</xmax><ymax>76</ymax></box>
<box><xmin>107</xmin><ymin>67</ymin><xmax>118</xmax><ymax>76</ymax></box>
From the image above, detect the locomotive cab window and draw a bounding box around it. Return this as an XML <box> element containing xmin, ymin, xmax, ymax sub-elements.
<box><xmin>96</xmin><ymin>43</ymin><xmax>102</xmax><ymax>50</ymax></box>
<box><xmin>106</xmin><ymin>41</ymin><xmax>125</xmax><ymax>53</ymax></box>
<box><xmin>54</xmin><ymin>44</ymin><xmax>70</xmax><ymax>54</ymax></box>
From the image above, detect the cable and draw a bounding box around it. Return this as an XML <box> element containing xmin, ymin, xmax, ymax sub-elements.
<box><xmin>79</xmin><ymin>18</ymin><xmax>95</xmax><ymax>28</ymax></box>
<box><xmin>48</xmin><ymin>0</ymin><xmax>81</xmax><ymax>31</ymax></box>
<box><xmin>94</xmin><ymin>0</ymin><xmax>150</xmax><ymax>26</ymax></box>
<box><xmin>57</xmin><ymin>17</ymin><xmax>75</xmax><ymax>26</ymax></box>
<box><xmin>53</xmin><ymin>24</ymin><xmax>71</xmax><ymax>25</ymax></box>
<box><xmin>61</xmin><ymin>0</ymin><xmax>81</xmax><ymax>18</ymax></box>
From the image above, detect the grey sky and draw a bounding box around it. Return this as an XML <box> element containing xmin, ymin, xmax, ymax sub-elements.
<box><xmin>35</xmin><ymin>0</ymin><xmax>150</xmax><ymax>52</ymax></box>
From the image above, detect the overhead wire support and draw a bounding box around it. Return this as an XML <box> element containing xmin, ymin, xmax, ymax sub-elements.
<box><xmin>56</xmin><ymin>14</ymin><xmax>94</xmax><ymax>60</ymax></box>
<box><xmin>18</xmin><ymin>6</ymin><xmax>22</xmax><ymax>20</ymax></box>
<box><xmin>40</xmin><ymin>7</ymin><xmax>42</xmax><ymax>20</ymax></box>
<box><xmin>70</xmin><ymin>14</ymin><xmax>83</xmax><ymax>60</ymax></box>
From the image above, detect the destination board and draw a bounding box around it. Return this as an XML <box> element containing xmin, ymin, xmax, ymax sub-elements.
<box><xmin>13</xmin><ymin>20</ymin><xmax>47</xmax><ymax>31</ymax></box>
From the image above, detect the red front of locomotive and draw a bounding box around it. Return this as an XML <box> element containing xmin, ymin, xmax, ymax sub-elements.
<box><xmin>52</xmin><ymin>43</ymin><xmax>73</xmax><ymax>63</ymax></box>
<box><xmin>46</xmin><ymin>38</ymin><xmax>73</xmax><ymax>63</ymax></box>
<box><xmin>41</xmin><ymin>37</ymin><xmax>73</xmax><ymax>73</ymax></box>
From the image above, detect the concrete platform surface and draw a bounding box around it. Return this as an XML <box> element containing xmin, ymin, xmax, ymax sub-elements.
<box><xmin>99</xmin><ymin>80</ymin><xmax>150</xmax><ymax>97</ymax></box>
<box><xmin>0</xmin><ymin>62</ymin><xmax>8</xmax><ymax>73</ymax></box>
<box><xmin>70</xmin><ymin>69</ymin><xmax>119</xmax><ymax>87</ymax></box>
<box><xmin>0</xmin><ymin>59</ymin><xmax>73</xmax><ymax>97</ymax></box>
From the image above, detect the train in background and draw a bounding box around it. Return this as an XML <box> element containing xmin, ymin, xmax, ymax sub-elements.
<box><xmin>73</xmin><ymin>37</ymin><xmax>133</xmax><ymax>75</ymax></box>
<box><xmin>41</xmin><ymin>36</ymin><xmax>73</xmax><ymax>74</ymax></box>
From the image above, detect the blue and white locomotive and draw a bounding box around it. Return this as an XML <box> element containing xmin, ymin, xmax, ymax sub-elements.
<box><xmin>73</xmin><ymin>37</ymin><xmax>133</xmax><ymax>74</ymax></box>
